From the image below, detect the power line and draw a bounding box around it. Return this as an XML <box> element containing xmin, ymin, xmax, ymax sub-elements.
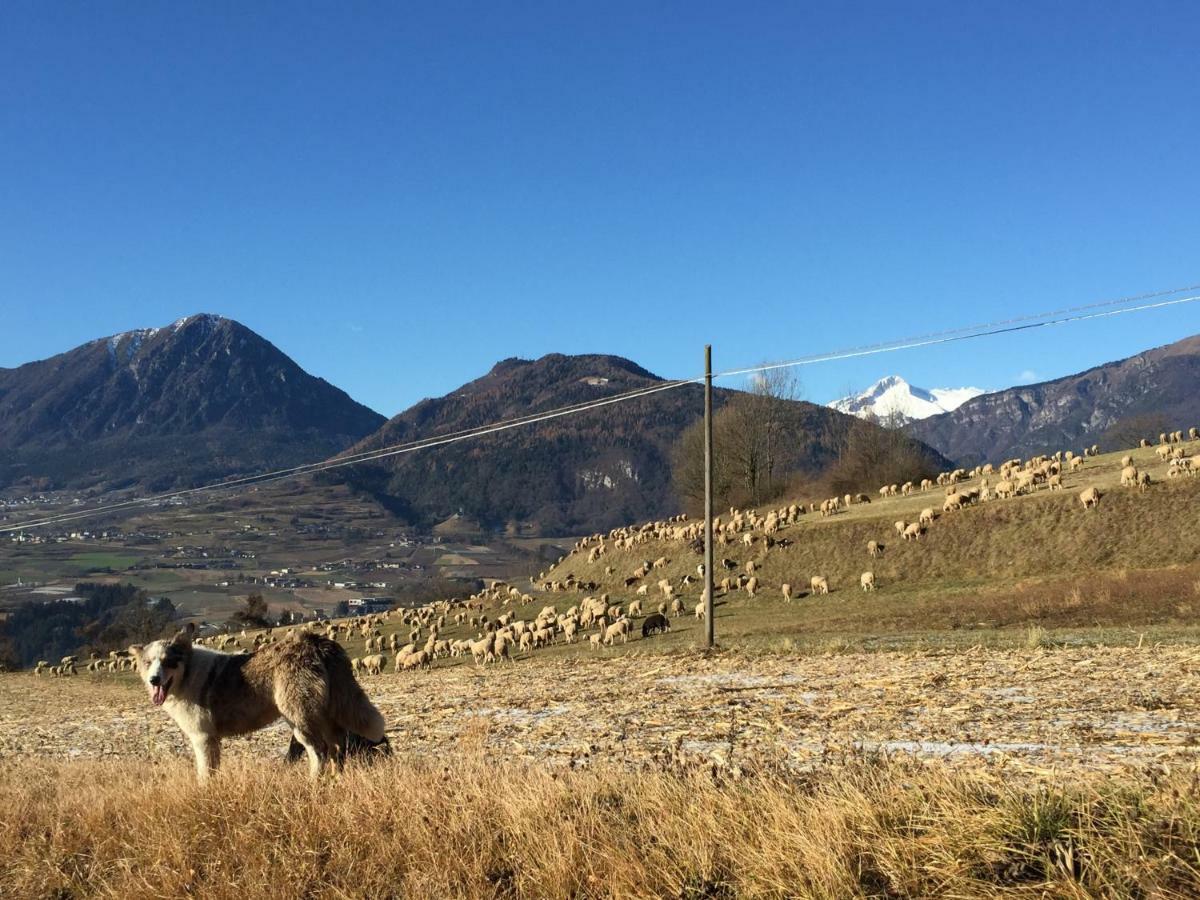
<box><xmin>4</xmin><ymin>282</ymin><xmax>1199</xmax><ymax>534</ymax></box>
<box><xmin>714</xmin><ymin>292</ymin><xmax>1200</xmax><ymax>380</ymax></box>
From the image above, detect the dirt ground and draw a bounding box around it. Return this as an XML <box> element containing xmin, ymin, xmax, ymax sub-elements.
<box><xmin>4</xmin><ymin>645</ymin><xmax>1200</xmax><ymax>778</ymax></box>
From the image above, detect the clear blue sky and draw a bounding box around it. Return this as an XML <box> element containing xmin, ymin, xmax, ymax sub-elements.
<box><xmin>3</xmin><ymin>2</ymin><xmax>1199</xmax><ymax>415</ymax></box>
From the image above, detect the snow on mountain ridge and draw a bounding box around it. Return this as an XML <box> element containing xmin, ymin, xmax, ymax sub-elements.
<box><xmin>830</xmin><ymin>376</ymin><xmax>986</xmax><ymax>422</ymax></box>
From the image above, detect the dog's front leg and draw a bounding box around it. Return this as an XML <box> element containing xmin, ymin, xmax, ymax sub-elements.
<box><xmin>191</xmin><ymin>735</ymin><xmax>221</xmax><ymax>783</ymax></box>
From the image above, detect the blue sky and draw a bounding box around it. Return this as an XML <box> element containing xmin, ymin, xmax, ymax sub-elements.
<box><xmin>3</xmin><ymin>3</ymin><xmax>1199</xmax><ymax>416</ymax></box>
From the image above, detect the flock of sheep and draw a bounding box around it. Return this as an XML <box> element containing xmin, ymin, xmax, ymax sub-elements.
<box><xmin>26</xmin><ymin>426</ymin><xmax>1200</xmax><ymax>678</ymax></box>
<box><xmin>32</xmin><ymin>649</ymin><xmax>135</xmax><ymax>676</ymax></box>
<box><xmin>538</xmin><ymin>429</ymin><xmax>1199</xmax><ymax>614</ymax></box>
<box><xmin>335</xmin><ymin>583</ymin><xmax>677</xmax><ymax>674</ymax></box>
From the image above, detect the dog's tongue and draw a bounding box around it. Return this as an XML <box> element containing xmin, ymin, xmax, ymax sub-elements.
<box><xmin>152</xmin><ymin>684</ymin><xmax>167</xmax><ymax>706</ymax></box>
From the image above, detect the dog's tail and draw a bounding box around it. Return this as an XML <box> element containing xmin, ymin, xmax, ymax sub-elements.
<box><xmin>314</xmin><ymin>635</ymin><xmax>386</xmax><ymax>743</ymax></box>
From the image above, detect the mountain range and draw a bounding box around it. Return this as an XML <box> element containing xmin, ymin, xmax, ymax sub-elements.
<box><xmin>0</xmin><ymin>320</ymin><xmax>943</xmax><ymax>533</ymax></box>
<box><xmin>333</xmin><ymin>353</ymin><xmax>943</xmax><ymax>534</ymax></box>
<box><xmin>0</xmin><ymin>315</ymin><xmax>385</xmax><ymax>493</ymax></box>
<box><xmin>4</xmin><ymin>316</ymin><xmax>1200</xmax><ymax>533</ymax></box>
<box><xmin>830</xmin><ymin>376</ymin><xmax>985</xmax><ymax>422</ymax></box>
<box><xmin>908</xmin><ymin>333</ymin><xmax>1200</xmax><ymax>465</ymax></box>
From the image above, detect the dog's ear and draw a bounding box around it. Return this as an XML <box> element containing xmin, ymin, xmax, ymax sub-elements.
<box><xmin>171</xmin><ymin>623</ymin><xmax>195</xmax><ymax>646</ymax></box>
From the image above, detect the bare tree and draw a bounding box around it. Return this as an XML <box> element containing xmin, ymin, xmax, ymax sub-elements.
<box><xmin>824</xmin><ymin>410</ymin><xmax>939</xmax><ymax>496</ymax></box>
<box><xmin>672</xmin><ymin>369</ymin><xmax>806</xmax><ymax>512</ymax></box>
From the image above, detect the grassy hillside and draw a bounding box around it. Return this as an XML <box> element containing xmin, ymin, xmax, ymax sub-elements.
<box><xmin>534</xmin><ymin>442</ymin><xmax>1200</xmax><ymax>648</ymax></box>
<box><xmin>117</xmin><ymin>441</ymin><xmax>1200</xmax><ymax>666</ymax></box>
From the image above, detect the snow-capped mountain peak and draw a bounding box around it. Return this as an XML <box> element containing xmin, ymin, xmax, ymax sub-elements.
<box><xmin>830</xmin><ymin>376</ymin><xmax>985</xmax><ymax>422</ymax></box>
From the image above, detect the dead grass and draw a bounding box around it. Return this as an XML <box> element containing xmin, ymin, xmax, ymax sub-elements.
<box><xmin>1</xmin><ymin>753</ymin><xmax>1198</xmax><ymax>898</ymax></box>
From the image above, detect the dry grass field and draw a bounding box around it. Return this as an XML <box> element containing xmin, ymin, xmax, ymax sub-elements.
<box><xmin>4</xmin><ymin>642</ymin><xmax>1200</xmax><ymax>896</ymax></box>
<box><xmin>6</xmin><ymin>443</ymin><xmax>1200</xmax><ymax>896</ymax></box>
<box><xmin>4</xmin><ymin>752</ymin><xmax>1200</xmax><ymax>899</ymax></box>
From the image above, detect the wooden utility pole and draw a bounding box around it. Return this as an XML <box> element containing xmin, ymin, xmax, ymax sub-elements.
<box><xmin>704</xmin><ymin>344</ymin><xmax>715</xmax><ymax>649</ymax></box>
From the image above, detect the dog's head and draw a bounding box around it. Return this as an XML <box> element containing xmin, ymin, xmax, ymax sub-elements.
<box><xmin>130</xmin><ymin>623</ymin><xmax>194</xmax><ymax>706</ymax></box>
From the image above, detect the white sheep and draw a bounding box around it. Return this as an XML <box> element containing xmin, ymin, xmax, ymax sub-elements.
<box><xmin>602</xmin><ymin>618</ymin><xmax>631</xmax><ymax>645</ymax></box>
<box><xmin>860</xmin><ymin>572</ymin><xmax>875</xmax><ymax>592</ymax></box>
<box><xmin>810</xmin><ymin>575</ymin><xmax>829</xmax><ymax>595</ymax></box>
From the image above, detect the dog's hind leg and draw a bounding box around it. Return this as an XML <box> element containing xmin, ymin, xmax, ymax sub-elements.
<box><xmin>290</xmin><ymin>727</ymin><xmax>325</xmax><ymax>778</ymax></box>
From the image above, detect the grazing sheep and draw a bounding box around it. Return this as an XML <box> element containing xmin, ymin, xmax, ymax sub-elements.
<box><xmin>810</xmin><ymin>575</ymin><xmax>829</xmax><ymax>595</ymax></box>
<box><xmin>1047</xmin><ymin>473</ymin><xmax>1063</xmax><ymax>490</ymax></box>
<box><xmin>1079</xmin><ymin>486</ymin><xmax>1102</xmax><ymax>509</ymax></box>
<box><xmin>919</xmin><ymin>508</ymin><xmax>936</xmax><ymax>525</ymax></box>
<box><xmin>694</xmin><ymin>601</ymin><xmax>707</xmax><ymax>620</ymax></box>
<box><xmin>641</xmin><ymin>613</ymin><xmax>671</xmax><ymax>637</ymax></box>
<box><xmin>781</xmin><ymin>583</ymin><xmax>793</xmax><ymax>602</ymax></box>
<box><xmin>902</xmin><ymin>522</ymin><xmax>924</xmax><ymax>542</ymax></box>
<box><xmin>1121</xmin><ymin>465</ymin><xmax>1139</xmax><ymax>487</ymax></box>
<box><xmin>860</xmin><ymin>572</ymin><xmax>876</xmax><ymax>592</ymax></box>
<box><xmin>361</xmin><ymin>654</ymin><xmax>387</xmax><ymax>676</ymax></box>
<box><xmin>744</xmin><ymin>576</ymin><xmax>759</xmax><ymax>598</ymax></box>
<box><xmin>492</xmin><ymin>635</ymin><xmax>512</xmax><ymax>664</ymax></box>
<box><xmin>399</xmin><ymin>649</ymin><xmax>432</xmax><ymax>672</ymax></box>
<box><xmin>894</xmin><ymin>520</ymin><xmax>907</xmax><ymax>536</ymax></box>
<box><xmin>867</xmin><ymin>540</ymin><xmax>882</xmax><ymax>558</ymax></box>
<box><xmin>603</xmin><ymin>619</ymin><xmax>631</xmax><ymax>645</ymax></box>
<box><xmin>1137</xmin><ymin>470</ymin><xmax>1152</xmax><ymax>492</ymax></box>
<box><xmin>469</xmin><ymin>635</ymin><xmax>494</xmax><ymax>666</ymax></box>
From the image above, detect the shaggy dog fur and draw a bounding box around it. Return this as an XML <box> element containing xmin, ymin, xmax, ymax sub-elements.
<box><xmin>131</xmin><ymin>624</ymin><xmax>386</xmax><ymax>781</ymax></box>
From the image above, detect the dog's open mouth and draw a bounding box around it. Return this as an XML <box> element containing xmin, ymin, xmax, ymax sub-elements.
<box><xmin>151</xmin><ymin>677</ymin><xmax>173</xmax><ymax>706</ymax></box>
